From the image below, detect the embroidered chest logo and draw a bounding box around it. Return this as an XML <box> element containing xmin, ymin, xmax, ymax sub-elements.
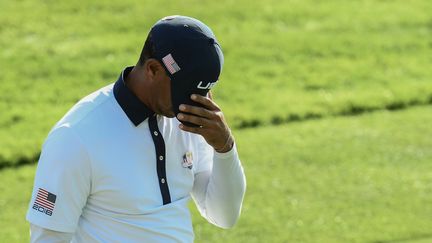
<box><xmin>32</xmin><ymin>188</ymin><xmax>57</xmax><ymax>216</ymax></box>
<box><xmin>182</xmin><ymin>152</ymin><xmax>193</xmax><ymax>169</ymax></box>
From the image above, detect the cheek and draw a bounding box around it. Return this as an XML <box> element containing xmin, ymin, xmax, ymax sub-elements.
<box><xmin>157</xmin><ymin>80</ymin><xmax>172</xmax><ymax>109</ymax></box>
<box><xmin>164</xmin><ymin>78</ymin><xmax>172</xmax><ymax>105</ymax></box>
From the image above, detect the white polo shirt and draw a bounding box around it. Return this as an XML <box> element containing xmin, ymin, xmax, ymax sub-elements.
<box><xmin>26</xmin><ymin>67</ymin><xmax>246</xmax><ymax>242</ymax></box>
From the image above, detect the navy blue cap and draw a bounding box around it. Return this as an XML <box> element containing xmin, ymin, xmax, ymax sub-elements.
<box><xmin>150</xmin><ymin>15</ymin><xmax>224</xmax><ymax>126</ymax></box>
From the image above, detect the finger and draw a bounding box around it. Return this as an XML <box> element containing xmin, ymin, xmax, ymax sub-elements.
<box><xmin>178</xmin><ymin>123</ymin><xmax>204</xmax><ymax>135</ymax></box>
<box><xmin>179</xmin><ymin>104</ymin><xmax>215</xmax><ymax>119</ymax></box>
<box><xmin>177</xmin><ymin>113</ymin><xmax>213</xmax><ymax>127</ymax></box>
<box><xmin>207</xmin><ymin>91</ymin><xmax>213</xmax><ymax>100</ymax></box>
<box><xmin>177</xmin><ymin>113</ymin><xmax>203</xmax><ymax>126</ymax></box>
<box><xmin>191</xmin><ymin>94</ymin><xmax>220</xmax><ymax>111</ymax></box>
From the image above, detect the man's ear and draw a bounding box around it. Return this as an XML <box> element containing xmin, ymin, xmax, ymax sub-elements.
<box><xmin>144</xmin><ymin>59</ymin><xmax>165</xmax><ymax>80</ymax></box>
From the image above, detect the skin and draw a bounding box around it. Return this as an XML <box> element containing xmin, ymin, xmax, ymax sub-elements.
<box><xmin>125</xmin><ymin>59</ymin><xmax>234</xmax><ymax>153</ymax></box>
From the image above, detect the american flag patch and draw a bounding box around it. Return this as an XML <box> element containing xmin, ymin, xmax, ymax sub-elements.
<box><xmin>34</xmin><ymin>188</ymin><xmax>56</xmax><ymax>211</ymax></box>
<box><xmin>162</xmin><ymin>54</ymin><xmax>181</xmax><ymax>74</ymax></box>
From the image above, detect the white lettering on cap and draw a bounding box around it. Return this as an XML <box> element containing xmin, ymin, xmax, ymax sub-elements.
<box><xmin>197</xmin><ymin>81</ymin><xmax>217</xmax><ymax>90</ymax></box>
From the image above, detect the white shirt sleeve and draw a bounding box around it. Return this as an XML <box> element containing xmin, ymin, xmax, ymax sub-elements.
<box><xmin>191</xmin><ymin>138</ymin><xmax>246</xmax><ymax>229</ymax></box>
<box><xmin>26</xmin><ymin>125</ymin><xmax>91</xmax><ymax>233</ymax></box>
<box><xmin>30</xmin><ymin>224</ymin><xmax>73</xmax><ymax>243</ymax></box>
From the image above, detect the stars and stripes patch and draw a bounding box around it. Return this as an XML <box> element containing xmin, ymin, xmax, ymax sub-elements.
<box><xmin>32</xmin><ymin>188</ymin><xmax>56</xmax><ymax>216</ymax></box>
<box><xmin>162</xmin><ymin>54</ymin><xmax>181</xmax><ymax>74</ymax></box>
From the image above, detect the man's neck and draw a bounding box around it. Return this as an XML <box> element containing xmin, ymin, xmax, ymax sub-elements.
<box><xmin>125</xmin><ymin>66</ymin><xmax>155</xmax><ymax>111</ymax></box>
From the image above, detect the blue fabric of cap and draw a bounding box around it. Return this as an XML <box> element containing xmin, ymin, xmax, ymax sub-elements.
<box><xmin>150</xmin><ymin>15</ymin><xmax>224</xmax><ymax>127</ymax></box>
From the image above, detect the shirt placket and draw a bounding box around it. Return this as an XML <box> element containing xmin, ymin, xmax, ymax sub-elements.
<box><xmin>148</xmin><ymin>114</ymin><xmax>171</xmax><ymax>205</ymax></box>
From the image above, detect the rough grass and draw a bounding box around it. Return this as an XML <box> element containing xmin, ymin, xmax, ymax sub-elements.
<box><xmin>1</xmin><ymin>0</ymin><xmax>432</xmax><ymax>165</ymax></box>
<box><xmin>1</xmin><ymin>107</ymin><xmax>432</xmax><ymax>242</ymax></box>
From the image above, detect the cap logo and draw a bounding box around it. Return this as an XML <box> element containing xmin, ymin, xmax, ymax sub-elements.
<box><xmin>162</xmin><ymin>54</ymin><xmax>181</xmax><ymax>74</ymax></box>
<box><xmin>197</xmin><ymin>81</ymin><xmax>217</xmax><ymax>90</ymax></box>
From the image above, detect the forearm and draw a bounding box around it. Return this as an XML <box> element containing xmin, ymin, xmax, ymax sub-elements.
<box><xmin>192</xmin><ymin>144</ymin><xmax>246</xmax><ymax>228</ymax></box>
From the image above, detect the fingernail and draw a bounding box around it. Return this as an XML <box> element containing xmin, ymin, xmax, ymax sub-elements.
<box><xmin>179</xmin><ymin>124</ymin><xmax>184</xmax><ymax>129</ymax></box>
<box><xmin>179</xmin><ymin>105</ymin><xmax>186</xmax><ymax>111</ymax></box>
<box><xmin>191</xmin><ymin>94</ymin><xmax>197</xmax><ymax>100</ymax></box>
<box><xmin>178</xmin><ymin>114</ymin><xmax>184</xmax><ymax>119</ymax></box>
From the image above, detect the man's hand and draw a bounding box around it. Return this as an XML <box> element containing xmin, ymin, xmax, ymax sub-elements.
<box><xmin>177</xmin><ymin>94</ymin><xmax>234</xmax><ymax>153</ymax></box>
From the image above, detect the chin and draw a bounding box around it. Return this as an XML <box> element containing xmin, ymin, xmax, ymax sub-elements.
<box><xmin>162</xmin><ymin>109</ymin><xmax>175</xmax><ymax>118</ymax></box>
<box><xmin>155</xmin><ymin>105</ymin><xmax>175</xmax><ymax>118</ymax></box>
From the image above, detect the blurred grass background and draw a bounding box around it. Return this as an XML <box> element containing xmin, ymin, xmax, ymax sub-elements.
<box><xmin>0</xmin><ymin>0</ymin><xmax>431</xmax><ymax>242</ymax></box>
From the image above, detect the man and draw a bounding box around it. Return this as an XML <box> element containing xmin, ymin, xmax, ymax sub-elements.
<box><xmin>26</xmin><ymin>15</ymin><xmax>246</xmax><ymax>242</ymax></box>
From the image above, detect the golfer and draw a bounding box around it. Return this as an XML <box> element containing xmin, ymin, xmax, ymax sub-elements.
<box><xmin>26</xmin><ymin>15</ymin><xmax>246</xmax><ymax>242</ymax></box>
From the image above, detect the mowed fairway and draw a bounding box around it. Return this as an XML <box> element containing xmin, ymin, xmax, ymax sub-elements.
<box><xmin>2</xmin><ymin>107</ymin><xmax>432</xmax><ymax>242</ymax></box>
<box><xmin>1</xmin><ymin>0</ymin><xmax>432</xmax><ymax>242</ymax></box>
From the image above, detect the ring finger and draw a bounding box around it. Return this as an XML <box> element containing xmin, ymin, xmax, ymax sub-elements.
<box><xmin>179</xmin><ymin>104</ymin><xmax>215</xmax><ymax>119</ymax></box>
<box><xmin>177</xmin><ymin>113</ymin><xmax>210</xmax><ymax>127</ymax></box>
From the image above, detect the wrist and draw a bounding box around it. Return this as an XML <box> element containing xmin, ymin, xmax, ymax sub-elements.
<box><xmin>215</xmin><ymin>135</ymin><xmax>234</xmax><ymax>153</ymax></box>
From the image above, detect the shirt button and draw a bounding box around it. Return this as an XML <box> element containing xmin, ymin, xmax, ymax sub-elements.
<box><xmin>161</xmin><ymin>178</ymin><xmax>165</xmax><ymax>183</ymax></box>
<box><xmin>153</xmin><ymin>131</ymin><xmax>158</xmax><ymax>136</ymax></box>
<box><xmin>159</xmin><ymin>155</ymin><xmax>164</xmax><ymax>161</ymax></box>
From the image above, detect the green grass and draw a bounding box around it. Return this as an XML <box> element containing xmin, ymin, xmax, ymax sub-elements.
<box><xmin>2</xmin><ymin>107</ymin><xmax>432</xmax><ymax>242</ymax></box>
<box><xmin>0</xmin><ymin>164</ymin><xmax>35</xmax><ymax>242</ymax></box>
<box><xmin>192</xmin><ymin>106</ymin><xmax>432</xmax><ymax>243</ymax></box>
<box><xmin>1</xmin><ymin>0</ymin><xmax>432</xmax><ymax>165</ymax></box>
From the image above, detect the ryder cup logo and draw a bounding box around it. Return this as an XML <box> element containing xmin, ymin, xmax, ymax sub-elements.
<box><xmin>182</xmin><ymin>152</ymin><xmax>193</xmax><ymax>169</ymax></box>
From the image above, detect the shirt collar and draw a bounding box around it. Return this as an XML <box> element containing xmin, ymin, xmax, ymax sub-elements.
<box><xmin>113</xmin><ymin>66</ymin><xmax>154</xmax><ymax>126</ymax></box>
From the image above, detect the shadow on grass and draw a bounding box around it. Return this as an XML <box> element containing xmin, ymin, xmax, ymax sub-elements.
<box><xmin>236</xmin><ymin>94</ymin><xmax>432</xmax><ymax>129</ymax></box>
<box><xmin>0</xmin><ymin>153</ymin><xmax>40</xmax><ymax>170</ymax></box>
